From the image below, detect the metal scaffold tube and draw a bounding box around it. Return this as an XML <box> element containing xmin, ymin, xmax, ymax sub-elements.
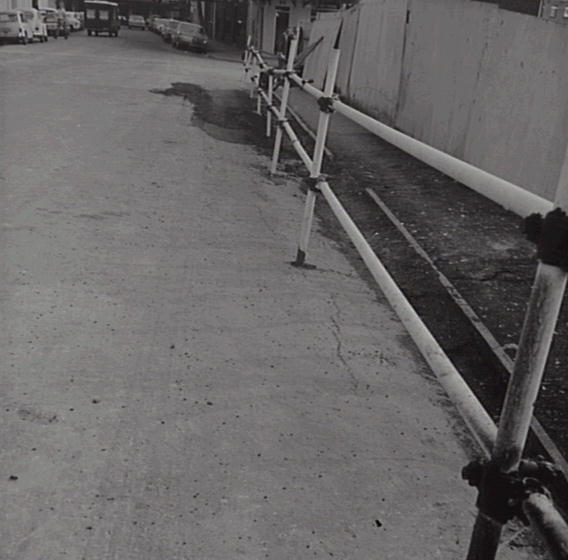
<box><xmin>270</xmin><ymin>32</ymin><xmax>299</xmax><ymax>175</ymax></box>
<box><xmin>266</xmin><ymin>73</ymin><xmax>273</xmax><ymax>138</ymax></box>
<box><xmin>523</xmin><ymin>492</ymin><xmax>568</xmax><ymax>559</ymax></box>
<box><xmin>293</xmin><ymin>46</ymin><xmax>340</xmax><ymax>267</ymax></box>
<box><xmin>252</xmin><ymin>77</ymin><xmax>312</xmax><ymax>169</ymax></box>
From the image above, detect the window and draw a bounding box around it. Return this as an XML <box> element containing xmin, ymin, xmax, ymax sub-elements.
<box><xmin>0</xmin><ymin>12</ymin><xmax>18</xmax><ymax>22</ymax></box>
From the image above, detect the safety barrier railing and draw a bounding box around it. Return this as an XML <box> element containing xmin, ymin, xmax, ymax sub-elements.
<box><xmin>244</xmin><ymin>29</ymin><xmax>568</xmax><ymax>560</ymax></box>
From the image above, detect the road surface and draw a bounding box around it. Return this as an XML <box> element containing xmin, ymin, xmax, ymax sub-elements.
<box><xmin>0</xmin><ymin>30</ymin><xmax>542</xmax><ymax>559</ymax></box>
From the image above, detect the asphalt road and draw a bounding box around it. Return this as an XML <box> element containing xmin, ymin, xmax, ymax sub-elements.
<box><xmin>0</xmin><ymin>30</ymin><xmax>543</xmax><ymax>559</ymax></box>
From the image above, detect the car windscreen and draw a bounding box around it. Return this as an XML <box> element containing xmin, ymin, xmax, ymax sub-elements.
<box><xmin>0</xmin><ymin>13</ymin><xmax>18</xmax><ymax>22</ymax></box>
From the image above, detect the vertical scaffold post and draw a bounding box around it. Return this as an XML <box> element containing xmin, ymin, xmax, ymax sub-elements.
<box><xmin>249</xmin><ymin>53</ymin><xmax>257</xmax><ymax>99</ymax></box>
<box><xmin>256</xmin><ymin>83</ymin><xmax>262</xmax><ymax>115</ymax></box>
<box><xmin>266</xmin><ymin>73</ymin><xmax>274</xmax><ymax>138</ymax></box>
<box><xmin>244</xmin><ymin>36</ymin><xmax>251</xmax><ymax>70</ymax></box>
<box><xmin>242</xmin><ymin>37</ymin><xmax>250</xmax><ymax>82</ymax></box>
<box><xmin>465</xmin><ymin>145</ymin><xmax>568</xmax><ymax>560</ymax></box>
<box><xmin>292</xmin><ymin>32</ymin><xmax>341</xmax><ymax>267</ymax></box>
<box><xmin>270</xmin><ymin>30</ymin><xmax>299</xmax><ymax>175</ymax></box>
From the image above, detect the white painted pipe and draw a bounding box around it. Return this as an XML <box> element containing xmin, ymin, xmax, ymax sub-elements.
<box><xmin>271</xmin><ymin>33</ymin><xmax>299</xmax><ymax>175</ymax></box>
<box><xmin>249</xmin><ymin>56</ymin><xmax>257</xmax><ymax>99</ymax></box>
<box><xmin>318</xmin><ymin>179</ymin><xmax>497</xmax><ymax>455</ymax></box>
<box><xmin>523</xmin><ymin>492</ymin><xmax>568</xmax><ymax>560</ymax></box>
<box><xmin>256</xmin><ymin>88</ymin><xmax>262</xmax><ymax>116</ymax></box>
<box><xmin>289</xmin><ymin>74</ymin><xmax>551</xmax><ymax>218</ymax></box>
<box><xmin>295</xmin><ymin>48</ymin><xmax>341</xmax><ymax>267</ymax></box>
<box><xmin>267</xmin><ymin>74</ymin><xmax>273</xmax><ymax>137</ymax></box>
<box><xmin>255</xmin><ymin>82</ymin><xmax>312</xmax><ymax>169</ymax></box>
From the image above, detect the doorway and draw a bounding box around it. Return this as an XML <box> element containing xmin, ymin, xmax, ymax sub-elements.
<box><xmin>273</xmin><ymin>6</ymin><xmax>289</xmax><ymax>54</ymax></box>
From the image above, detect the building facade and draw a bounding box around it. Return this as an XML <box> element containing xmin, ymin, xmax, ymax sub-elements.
<box><xmin>247</xmin><ymin>0</ymin><xmax>341</xmax><ymax>54</ymax></box>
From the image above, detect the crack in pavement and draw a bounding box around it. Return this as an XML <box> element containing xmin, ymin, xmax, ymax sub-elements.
<box><xmin>329</xmin><ymin>294</ymin><xmax>359</xmax><ymax>393</ymax></box>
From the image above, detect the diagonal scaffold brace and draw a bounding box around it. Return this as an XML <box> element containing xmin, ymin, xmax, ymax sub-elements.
<box><xmin>464</xmin><ymin>144</ymin><xmax>568</xmax><ymax>560</ymax></box>
<box><xmin>270</xmin><ymin>30</ymin><xmax>299</xmax><ymax>175</ymax></box>
<box><xmin>291</xmin><ymin>25</ymin><xmax>342</xmax><ymax>268</ymax></box>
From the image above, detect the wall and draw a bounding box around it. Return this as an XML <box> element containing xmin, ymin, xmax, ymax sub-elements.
<box><xmin>302</xmin><ymin>12</ymin><xmax>340</xmax><ymax>88</ymax></box>
<box><xmin>304</xmin><ymin>0</ymin><xmax>568</xmax><ymax>202</ymax></box>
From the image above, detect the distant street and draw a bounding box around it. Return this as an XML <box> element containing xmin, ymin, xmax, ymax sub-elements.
<box><xmin>0</xmin><ymin>30</ymin><xmax>540</xmax><ymax>560</ymax></box>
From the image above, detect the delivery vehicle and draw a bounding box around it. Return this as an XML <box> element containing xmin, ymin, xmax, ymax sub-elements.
<box><xmin>127</xmin><ymin>14</ymin><xmax>145</xmax><ymax>29</ymax></box>
<box><xmin>0</xmin><ymin>10</ymin><xmax>32</xmax><ymax>44</ymax></box>
<box><xmin>172</xmin><ymin>21</ymin><xmax>208</xmax><ymax>52</ymax></box>
<box><xmin>84</xmin><ymin>0</ymin><xmax>119</xmax><ymax>37</ymax></box>
<box><xmin>21</xmin><ymin>8</ymin><xmax>48</xmax><ymax>42</ymax></box>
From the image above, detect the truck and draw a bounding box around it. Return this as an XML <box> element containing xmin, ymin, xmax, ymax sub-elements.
<box><xmin>84</xmin><ymin>0</ymin><xmax>119</xmax><ymax>37</ymax></box>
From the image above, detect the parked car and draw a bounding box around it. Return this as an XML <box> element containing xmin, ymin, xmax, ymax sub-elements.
<box><xmin>172</xmin><ymin>21</ymin><xmax>208</xmax><ymax>52</ymax></box>
<box><xmin>84</xmin><ymin>0</ymin><xmax>119</xmax><ymax>37</ymax></box>
<box><xmin>147</xmin><ymin>14</ymin><xmax>157</xmax><ymax>30</ymax></box>
<box><xmin>127</xmin><ymin>14</ymin><xmax>145</xmax><ymax>29</ymax></box>
<box><xmin>65</xmin><ymin>12</ymin><xmax>82</xmax><ymax>31</ymax></box>
<box><xmin>0</xmin><ymin>10</ymin><xmax>31</xmax><ymax>43</ymax></box>
<box><xmin>161</xmin><ymin>18</ymin><xmax>178</xmax><ymax>42</ymax></box>
<box><xmin>153</xmin><ymin>17</ymin><xmax>168</xmax><ymax>35</ymax></box>
<box><xmin>42</xmin><ymin>12</ymin><xmax>58</xmax><ymax>37</ymax></box>
<box><xmin>21</xmin><ymin>8</ymin><xmax>48</xmax><ymax>42</ymax></box>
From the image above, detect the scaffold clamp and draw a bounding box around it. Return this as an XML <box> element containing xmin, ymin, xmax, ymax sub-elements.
<box><xmin>523</xmin><ymin>208</ymin><xmax>568</xmax><ymax>270</ymax></box>
<box><xmin>317</xmin><ymin>96</ymin><xmax>335</xmax><ymax>114</ymax></box>
<box><xmin>306</xmin><ymin>175</ymin><xmax>328</xmax><ymax>193</ymax></box>
<box><xmin>462</xmin><ymin>458</ymin><xmax>560</xmax><ymax>524</ymax></box>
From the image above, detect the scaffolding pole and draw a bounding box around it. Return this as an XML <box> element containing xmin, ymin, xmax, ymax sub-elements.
<box><xmin>270</xmin><ymin>31</ymin><xmax>299</xmax><ymax>175</ymax></box>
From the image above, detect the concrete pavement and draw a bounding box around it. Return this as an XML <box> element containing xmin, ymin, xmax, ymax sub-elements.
<box><xmin>0</xmin><ymin>31</ymin><xmax>542</xmax><ymax>558</ymax></box>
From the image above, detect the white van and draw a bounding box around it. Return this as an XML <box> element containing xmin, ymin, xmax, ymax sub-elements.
<box><xmin>0</xmin><ymin>10</ymin><xmax>32</xmax><ymax>44</ymax></box>
<box><xmin>21</xmin><ymin>8</ymin><xmax>48</xmax><ymax>42</ymax></box>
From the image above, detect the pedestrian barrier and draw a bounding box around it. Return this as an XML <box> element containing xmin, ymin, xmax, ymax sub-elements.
<box><xmin>244</xmin><ymin>28</ymin><xmax>568</xmax><ymax>560</ymax></box>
